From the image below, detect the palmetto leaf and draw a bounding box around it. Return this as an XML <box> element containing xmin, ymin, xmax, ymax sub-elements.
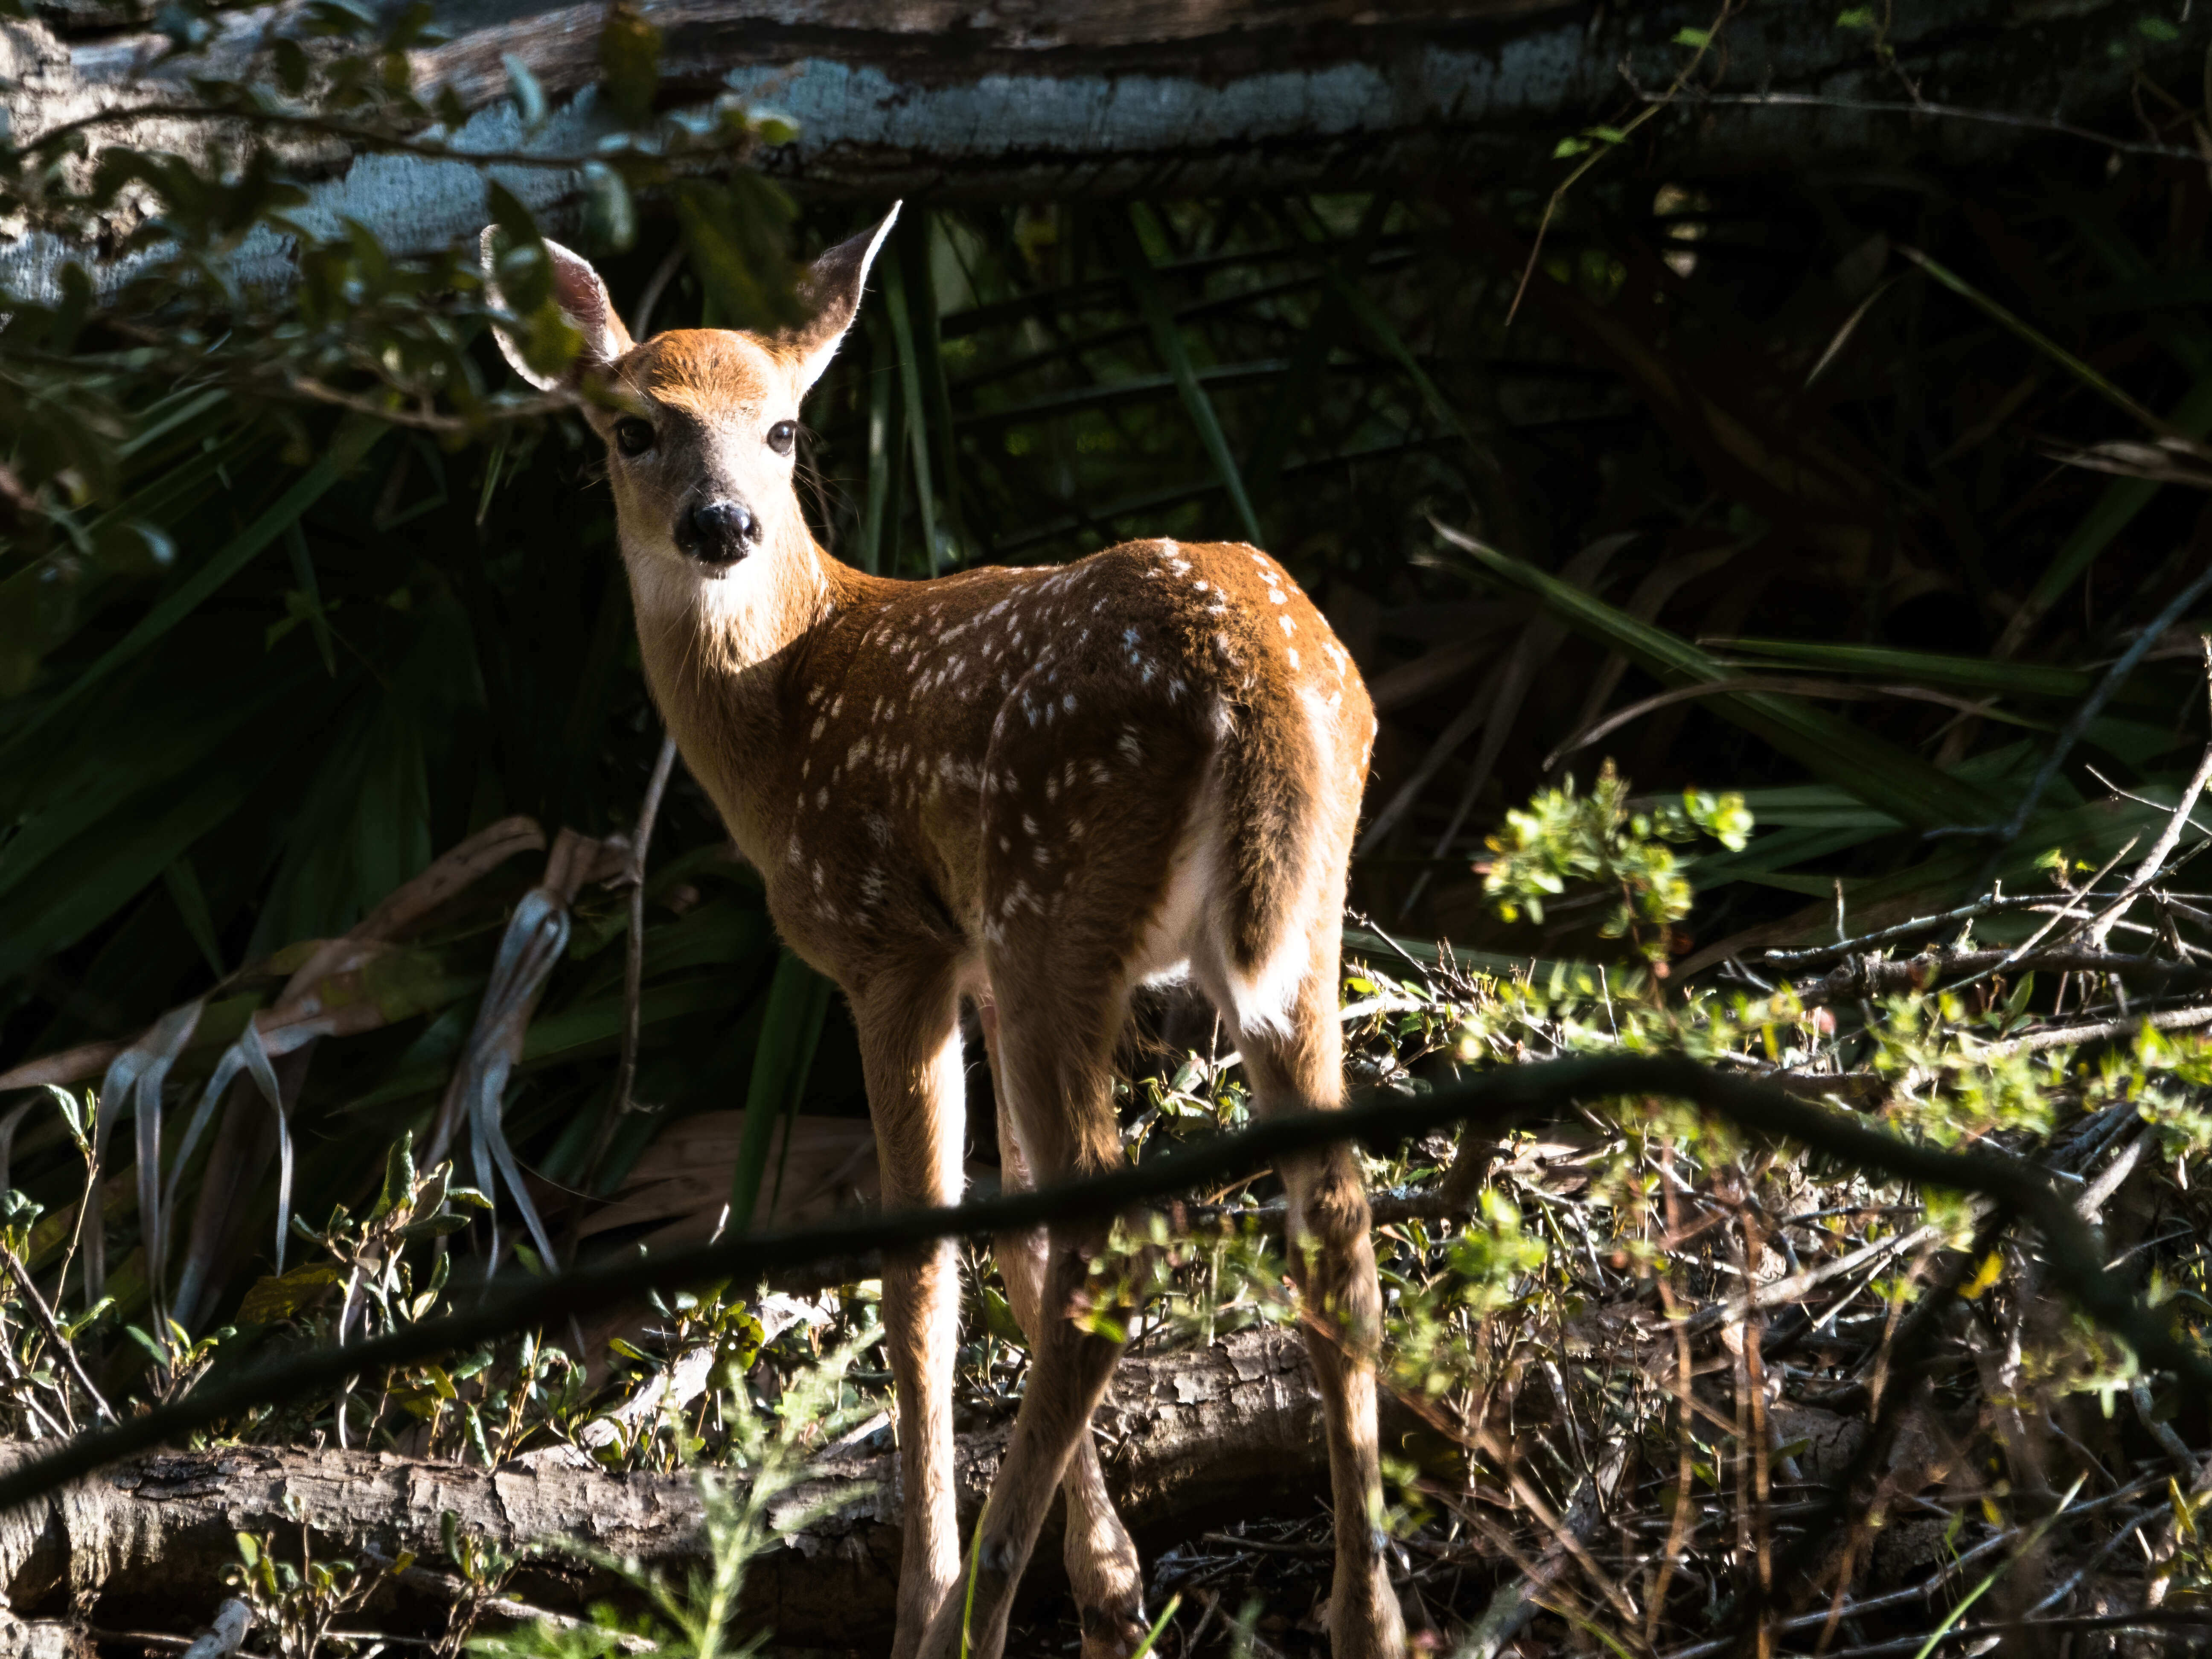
<box><xmin>1442</xmin><ymin>527</ymin><xmax>1997</xmax><ymax>833</ymax></box>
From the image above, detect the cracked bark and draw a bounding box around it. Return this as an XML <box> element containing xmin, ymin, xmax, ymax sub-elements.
<box><xmin>0</xmin><ymin>1327</ymin><xmax>1343</xmax><ymax>1647</ymax></box>
<box><xmin>2</xmin><ymin>0</ymin><xmax>2195</xmax><ymax>301</ymax></box>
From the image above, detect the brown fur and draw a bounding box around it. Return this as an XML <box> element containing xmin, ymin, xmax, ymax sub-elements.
<box><xmin>488</xmin><ymin>211</ymin><xmax>1405</xmax><ymax>1659</ymax></box>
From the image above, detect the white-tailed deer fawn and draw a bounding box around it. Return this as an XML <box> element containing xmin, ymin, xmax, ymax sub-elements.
<box><xmin>485</xmin><ymin>207</ymin><xmax>1404</xmax><ymax>1659</ymax></box>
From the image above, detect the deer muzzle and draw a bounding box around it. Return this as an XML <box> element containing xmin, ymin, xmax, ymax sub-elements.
<box><xmin>677</xmin><ymin>498</ymin><xmax>761</xmax><ymax>568</ymax></box>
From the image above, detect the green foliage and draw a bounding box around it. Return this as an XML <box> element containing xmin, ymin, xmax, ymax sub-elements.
<box><xmin>1445</xmin><ymin>1189</ymin><xmax>1548</xmax><ymax>1316</ymax></box>
<box><xmin>230</xmin><ymin>1499</ymin><xmax>384</xmax><ymax>1659</ymax></box>
<box><xmin>469</xmin><ymin>1333</ymin><xmax>878</xmax><ymax>1659</ymax></box>
<box><xmin>1865</xmin><ymin>992</ymin><xmax>2064</xmax><ymax>1147</ymax></box>
<box><xmin>0</xmin><ymin>17</ymin><xmax>2209</xmax><ymax>1646</ymax></box>
<box><xmin>1480</xmin><ymin>761</ymin><xmax>1749</xmax><ymax>961</ymax></box>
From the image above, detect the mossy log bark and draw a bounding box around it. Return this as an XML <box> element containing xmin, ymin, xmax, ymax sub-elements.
<box><xmin>0</xmin><ymin>1328</ymin><xmax>1336</xmax><ymax>1646</ymax></box>
<box><xmin>1</xmin><ymin>0</ymin><xmax>2197</xmax><ymax>300</ymax></box>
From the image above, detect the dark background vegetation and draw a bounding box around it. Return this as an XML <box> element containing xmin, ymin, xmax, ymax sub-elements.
<box><xmin>15</xmin><ymin>132</ymin><xmax>2212</xmax><ymax>1295</ymax></box>
<box><xmin>3</xmin><ymin>4</ymin><xmax>2212</xmax><ymax>1647</ymax></box>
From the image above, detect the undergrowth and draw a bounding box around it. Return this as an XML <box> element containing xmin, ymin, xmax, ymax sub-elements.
<box><xmin>5</xmin><ymin>767</ymin><xmax>2212</xmax><ymax>1655</ymax></box>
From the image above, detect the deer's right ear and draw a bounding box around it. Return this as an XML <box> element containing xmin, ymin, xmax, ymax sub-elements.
<box><xmin>480</xmin><ymin>227</ymin><xmax>635</xmax><ymax>391</ymax></box>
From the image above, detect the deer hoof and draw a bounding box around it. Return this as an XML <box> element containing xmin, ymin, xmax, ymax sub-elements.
<box><xmin>1079</xmin><ymin>1601</ymin><xmax>1148</xmax><ymax>1659</ymax></box>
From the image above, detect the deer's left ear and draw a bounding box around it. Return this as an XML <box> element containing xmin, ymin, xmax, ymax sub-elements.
<box><xmin>783</xmin><ymin>203</ymin><xmax>901</xmax><ymax>393</ymax></box>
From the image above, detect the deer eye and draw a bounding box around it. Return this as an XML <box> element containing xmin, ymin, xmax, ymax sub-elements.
<box><xmin>766</xmin><ymin>420</ymin><xmax>797</xmax><ymax>456</ymax></box>
<box><xmin>613</xmin><ymin>417</ymin><xmax>655</xmax><ymax>457</ymax></box>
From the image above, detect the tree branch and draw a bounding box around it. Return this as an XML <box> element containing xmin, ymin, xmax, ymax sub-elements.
<box><xmin>0</xmin><ymin>1052</ymin><xmax>2199</xmax><ymax>1520</ymax></box>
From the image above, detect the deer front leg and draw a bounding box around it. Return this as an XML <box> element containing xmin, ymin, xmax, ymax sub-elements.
<box><xmin>991</xmin><ymin>1222</ymin><xmax>1147</xmax><ymax>1657</ymax></box>
<box><xmin>921</xmin><ymin>1222</ymin><xmax>1127</xmax><ymax>1659</ymax></box>
<box><xmin>854</xmin><ymin>977</ymin><xmax>969</xmax><ymax>1659</ymax></box>
<box><xmin>919</xmin><ymin>999</ymin><xmax>1132</xmax><ymax>1659</ymax></box>
<box><xmin>982</xmin><ymin>998</ymin><xmax>1148</xmax><ymax>1659</ymax></box>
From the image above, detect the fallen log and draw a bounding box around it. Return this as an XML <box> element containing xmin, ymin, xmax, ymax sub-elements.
<box><xmin>0</xmin><ymin>1327</ymin><xmax>1336</xmax><ymax>1647</ymax></box>
<box><xmin>2</xmin><ymin>0</ymin><xmax>2198</xmax><ymax>302</ymax></box>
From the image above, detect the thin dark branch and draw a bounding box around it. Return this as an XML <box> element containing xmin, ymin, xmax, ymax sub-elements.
<box><xmin>1956</xmin><ymin>563</ymin><xmax>2212</xmax><ymax>882</ymax></box>
<box><xmin>1796</xmin><ymin>949</ymin><xmax>2212</xmax><ymax>1006</ymax></box>
<box><xmin>1645</xmin><ymin>89</ymin><xmax>2205</xmax><ymax>162</ymax></box>
<box><xmin>578</xmin><ymin>731</ymin><xmax>681</xmax><ymax>1211</ymax></box>
<box><xmin>0</xmin><ymin>1052</ymin><xmax>2200</xmax><ymax>1519</ymax></box>
<box><xmin>1759</xmin><ymin>891</ymin><xmax>2134</xmax><ymax>965</ymax></box>
<box><xmin>0</xmin><ymin>1242</ymin><xmax>116</xmax><ymax>1425</ymax></box>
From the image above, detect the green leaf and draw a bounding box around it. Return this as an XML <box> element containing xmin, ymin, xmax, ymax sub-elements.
<box><xmin>1901</xmin><ymin>247</ymin><xmax>2162</xmax><ymax>432</ymax></box>
<box><xmin>502</xmin><ymin>52</ymin><xmax>547</xmax><ymax>127</ymax></box>
<box><xmin>236</xmin><ymin>1260</ymin><xmax>343</xmax><ymax>1324</ymax></box>
<box><xmin>729</xmin><ymin>951</ymin><xmax>834</xmax><ymax>1230</ymax></box>
<box><xmin>981</xmin><ymin>1286</ymin><xmax>1025</xmax><ymax>1346</ymax></box>
<box><xmin>1707</xmin><ymin>638</ymin><xmax>2141</xmax><ymax>703</ymax></box>
<box><xmin>1441</xmin><ymin>530</ymin><xmax>1995</xmax><ymax>831</ymax></box>
<box><xmin>2022</xmin><ymin>370</ymin><xmax>2212</xmax><ymax>619</ymax></box>
<box><xmin>894</xmin><ymin>214</ymin><xmax>969</xmax><ymax>568</ymax></box>
<box><xmin>881</xmin><ymin>238</ymin><xmax>943</xmax><ymax>573</ymax></box>
<box><xmin>0</xmin><ymin>414</ymin><xmax>384</xmax><ymax>759</ymax></box>
<box><xmin>582</xmin><ymin>162</ymin><xmax>636</xmax><ymax>253</ymax></box>
<box><xmin>161</xmin><ymin>856</ymin><xmax>224</xmax><ymax>978</ymax></box>
<box><xmin>372</xmin><ymin>1129</ymin><xmax>417</xmax><ymax>1224</ymax></box>
<box><xmin>1672</xmin><ymin>26</ymin><xmax>1712</xmax><ymax>47</ymax></box>
<box><xmin>598</xmin><ymin>4</ymin><xmax>661</xmax><ymax>125</ymax></box>
<box><xmin>674</xmin><ymin>176</ymin><xmax>805</xmax><ymax>334</ymax></box>
<box><xmin>1116</xmin><ymin>207</ymin><xmax>1264</xmax><ymax>547</ymax></box>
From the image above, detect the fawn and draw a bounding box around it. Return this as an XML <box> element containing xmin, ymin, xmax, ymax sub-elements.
<box><xmin>485</xmin><ymin>206</ymin><xmax>1404</xmax><ymax>1659</ymax></box>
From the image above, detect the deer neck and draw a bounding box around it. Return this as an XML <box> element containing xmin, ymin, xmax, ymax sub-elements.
<box><xmin>624</xmin><ymin>533</ymin><xmax>860</xmax><ymax>860</ymax></box>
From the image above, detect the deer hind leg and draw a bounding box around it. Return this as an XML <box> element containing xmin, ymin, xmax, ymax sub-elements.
<box><xmin>851</xmin><ymin>966</ymin><xmax>969</xmax><ymax>1659</ymax></box>
<box><xmin>919</xmin><ymin>972</ymin><xmax>1133</xmax><ymax>1659</ymax></box>
<box><xmin>979</xmin><ymin>996</ymin><xmax>1147</xmax><ymax>1659</ymax></box>
<box><xmin>1205</xmin><ymin>925</ymin><xmax>1408</xmax><ymax>1659</ymax></box>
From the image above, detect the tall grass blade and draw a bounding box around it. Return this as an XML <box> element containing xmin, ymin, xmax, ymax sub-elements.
<box><xmin>898</xmin><ymin>212</ymin><xmax>969</xmax><ymax>565</ymax></box>
<box><xmin>729</xmin><ymin>950</ymin><xmax>833</xmax><ymax>1231</ymax></box>
<box><xmin>5</xmin><ymin>414</ymin><xmax>384</xmax><ymax>757</ymax></box>
<box><xmin>1899</xmin><ymin>248</ymin><xmax>2163</xmax><ymax>433</ymax></box>
<box><xmin>2013</xmin><ymin>370</ymin><xmax>2212</xmax><ymax>636</ymax></box>
<box><xmin>92</xmin><ymin>1000</ymin><xmax>201</xmax><ymax>1318</ymax></box>
<box><xmin>1443</xmin><ymin>527</ymin><xmax>1994</xmax><ymax>830</ymax></box>
<box><xmin>161</xmin><ymin>857</ymin><xmax>224</xmax><ymax>978</ymax></box>
<box><xmin>882</xmin><ymin>253</ymin><xmax>941</xmax><ymax>575</ymax></box>
<box><xmin>1117</xmin><ymin>206</ymin><xmax>1266</xmax><ymax>548</ymax></box>
<box><xmin>859</xmin><ymin>307</ymin><xmax>902</xmax><ymax>575</ymax></box>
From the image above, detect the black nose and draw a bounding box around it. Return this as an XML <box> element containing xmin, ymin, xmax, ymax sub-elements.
<box><xmin>681</xmin><ymin>498</ymin><xmax>760</xmax><ymax>565</ymax></box>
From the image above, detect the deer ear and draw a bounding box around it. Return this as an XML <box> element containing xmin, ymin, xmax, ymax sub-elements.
<box><xmin>782</xmin><ymin>203</ymin><xmax>901</xmax><ymax>394</ymax></box>
<box><xmin>480</xmin><ymin>228</ymin><xmax>635</xmax><ymax>391</ymax></box>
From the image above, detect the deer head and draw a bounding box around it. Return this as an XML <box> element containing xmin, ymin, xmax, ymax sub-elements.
<box><xmin>482</xmin><ymin>207</ymin><xmax>899</xmax><ymax>635</ymax></box>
